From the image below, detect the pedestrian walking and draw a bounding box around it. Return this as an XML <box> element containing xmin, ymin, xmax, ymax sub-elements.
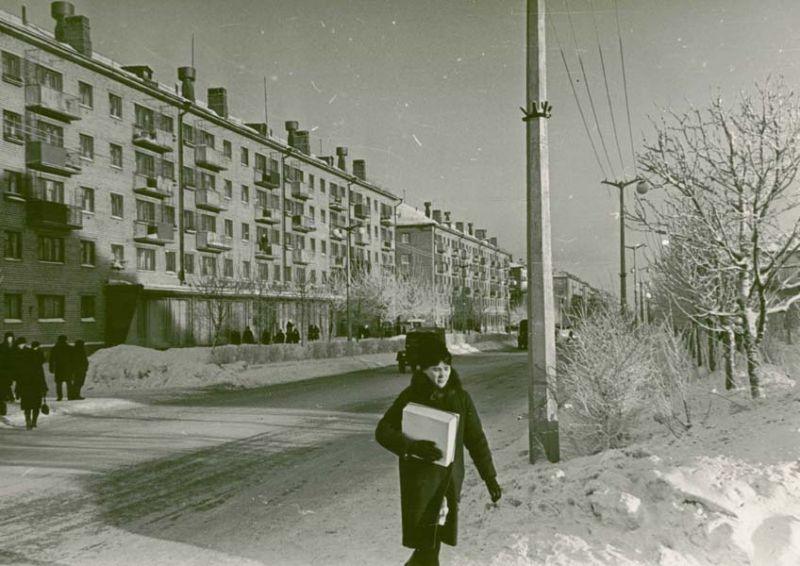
<box><xmin>15</xmin><ymin>339</ymin><xmax>47</xmax><ymax>430</ymax></box>
<box><xmin>0</xmin><ymin>331</ymin><xmax>15</xmax><ymax>414</ymax></box>
<box><xmin>274</xmin><ymin>328</ymin><xmax>286</xmax><ymax>344</ymax></box>
<box><xmin>375</xmin><ymin>339</ymin><xmax>501</xmax><ymax>566</ymax></box>
<box><xmin>49</xmin><ymin>335</ymin><xmax>72</xmax><ymax>401</ymax></box>
<box><xmin>242</xmin><ymin>326</ymin><xmax>255</xmax><ymax>344</ymax></box>
<box><xmin>69</xmin><ymin>339</ymin><xmax>89</xmax><ymax>400</ymax></box>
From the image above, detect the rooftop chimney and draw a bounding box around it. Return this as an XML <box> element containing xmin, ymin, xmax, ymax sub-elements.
<box><xmin>455</xmin><ymin>221</ymin><xmax>464</xmax><ymax>233</ymax></box>
<box><xmin>294</xmin><ymin>130</ymin><xmax>311</xmax><ymax>155</ymax></box>
<box><xmin>467</xmin><ymin>222</ymin><xmax>474</xmax><ymax>236</ymax></box>
<box><xmin>432</xmin><ymin>209</ymin><xmax>442</xmax><ymax>223</ymax></box>
<box><xmin>52</xmin><ymin>2</ymin><xmax>92</xmax><ymax>57</ymax></box>
<box><xmin>475</xmin><ymin>228</ymin><xmax>487</xmax><ymax>240</ymax></box>
<box><xmin>489</xmin><ymin>237</ymin><xmax>498</xmax><ymax>247</ymax></box>
<box><xmin>245</xmin><ymin>122</ymin><xmax>269</xmax><ymax>136</ymax></box>
<box><xmin>336</xmin><ymin>146</ymin><xmax>348</xmax><ymax>171</ymax></box>
<box><xmin>424</xmin><ymin>202</ymin><xmax>432</xmax><ymax>218</ymax></box>
<box><xmin>207</xmin><ymin>87</ymin><xmax>228</xmax><ymax>118</ymax></box>
<box><xmin>177</xmin><ymin>66</ymin><xmax>196</xmax><ymax>101</ymax></box>
<box><xmin>353</xmin><ymin>159</ymin><xmax>366</xmax><ymax>180</ymax></box>
<box><xmin>444</xmin><ymin>211</ymin><xmax>452</xmax><ymax>224</ymax></box>
<box><xmin>285</xmin><ymin>121</ymin><xmax>299</xmax><ymax>148</ymax></box>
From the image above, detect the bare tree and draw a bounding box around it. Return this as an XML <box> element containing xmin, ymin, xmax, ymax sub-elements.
<box><xmin>635</xmin><ymin>79</ymin><xmax>800</xmax><ymax>397</ymax></box>
<box><xmin>189</xmin><ymin>258</ymin><xmax>251</xmax><ymax>346</ymax></box>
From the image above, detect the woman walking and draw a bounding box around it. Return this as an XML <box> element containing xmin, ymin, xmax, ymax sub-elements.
<box><xmin>69</xmin><ymin>339</ymin><xmax>89</xmax><ymax>400</ymax></box>
<box><xmin>14</xmin><ymin>338</ymin><xmax>47</xmax><ymax>430</ymax></box>
<box><xmin>49</xmin><ymin>335</ymin><xmax>72</xmax><ymax>401</ymax></box>
<box><xmin>375</xmin><ymin>340</ymin><xmax>501</xmax><ymax>566</ymax></box>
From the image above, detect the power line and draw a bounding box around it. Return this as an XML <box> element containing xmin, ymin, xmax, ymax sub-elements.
<box><xmin>591</xmin><ymin>0</ymin><xmax>626</xmax><ymax>175</ymax></box>
<box><xmin>565</xmin><ymin>0</ymin><xmax>617</xmax><ymax>179</ymax></box>
<box><xmin>615</xmin><ymin>0</ymin><xmax>638</xmax><ymax>172</ymax></box>
<box><xmin>548</xmin><ymin>16</ymin><xmax>608</xmax><ymax>179</ymax></box>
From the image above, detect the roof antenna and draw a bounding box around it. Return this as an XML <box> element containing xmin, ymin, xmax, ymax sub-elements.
<box><xmin>191</xmin><ymin>33</ymin><xmax>195</xmax><ymax>67</ymax></box>
<box><xmin>263</xmin><ymin>76</ymin><xmax>269</xmax><ymax>135</ymax></box>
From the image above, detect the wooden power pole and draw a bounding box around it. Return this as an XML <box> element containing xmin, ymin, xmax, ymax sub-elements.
<box><xmin>524</xmin><ymin>0</ymin><xmax>559</xmax><ymax>463</ymax></box>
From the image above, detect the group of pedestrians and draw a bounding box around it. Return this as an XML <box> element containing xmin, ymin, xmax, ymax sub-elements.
<box><xmin>0</xmin><ymin>333</ymin><xmax>89</xmax><ymax>429</ymax></box>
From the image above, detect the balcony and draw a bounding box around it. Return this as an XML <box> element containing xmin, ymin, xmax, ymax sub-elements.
<box><xmin>292</xmin><ymin>249</ymin><xmax>313</xmax><ymax>265</ymax></box>
<box><xmin>381</xmin><ymin>240</ymin><xmax>392</xmax><ymax>250</ymax></box>
<box><xmin>289</xmin><ymin>181</ymin><xmax>311</xmax><ymax>200</ymax></box>
<box><xmin>380</xmin><ymin>213</ymin><xmax>393</xmax><ymax>226</ymax></box>
<box><xmin>254</xmin><ymin>208</ymin><xmax>280</xmax><ymax>225</ymax></box>
<box><xmin>196</xmin><ymin>231</ymin><xmax>232</xmax><ymax>252</ymax></box>
<box><xmin>329</xmin><ymin>227</ymin><xmax>345</xmax><ymax>241</ymax></box>
<box><xmin>26</xmin><ymin>200</ymin><xmax>82</xmax><ymax>230</ymax></box>
<box><xmin>195</xmin><ymin>189</ymin><xmax>227</xmax><ymax>212</ymax></box>
<box><xmin>133</xmin><ymin>221</ymin><xmax>174</xmax><ymax>245</ymax></box>
<box><xmin>292</xmin><ymin>214</ymin><xmax>316</xmax><ymax>233</ymax></box>
<box><xmin>26</xmin><ymin>141</ymin><xmax>81</xmax><ymax>176</ymax></box>
<box><xmin>254</xmin><ymin>168</ymin><xmax>280</xmax><ymax>189</ymax></box>
<box><xmin>255</xmin><ymin>242</ymin><xmax>276</xmax><ymax>260</ymax></box>
<box><xmin>353</xmin><ymin>231</ymin><xmax>371</xmax><ymax>246</ymax></box>
<box><xmin>329</xmin><ymin>197</ymin><xmax>346</xmax><ymax>212</ymax></box>
<box><xmin>132</xmin><ymin>125</ymin><xmax>174</xmax><ymax>153</ymax></box>
<box><xmin>354</xmin><ymin>203</ymin><xmax>370</xmax><ymax>220</ymax></box>
<box><xmin>25</xmin><ymin>84</ymin><xmax>81</xmax><ymax>122</ymax></box>
<box><xmin>194</xmin><ymin>145</ymin><xmax>228</xmax><ymax>171</ymax></box>
<box><xmin>133</xmin><ymin>174</ymin><xmax>172</xmax><ymax>199</ymax></box>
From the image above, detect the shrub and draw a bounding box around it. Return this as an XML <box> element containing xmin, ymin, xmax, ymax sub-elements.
<box><xmin>558</xmin><ymin>309</ymin><xmax>660</xmax><ymax>454</ymax></box>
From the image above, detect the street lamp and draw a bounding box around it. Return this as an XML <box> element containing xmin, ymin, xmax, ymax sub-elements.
<box><xmin>601</xmin><ymin>178</ymin><xmax>648</xmax><ymax>313</ymax></box>
<box><xmin>625</xmin><ymin>242</ymin><xmax>646</xmax><ymax>322</ymax></box>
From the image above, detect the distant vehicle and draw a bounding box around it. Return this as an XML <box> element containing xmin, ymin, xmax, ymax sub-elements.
<box><xmin>518</xmin><ymin>319</ymin><xmax>528</xmax><ymax>350</ymax></box>
<box><xmin>396</xmin><ymin>327</ymin><xmax>446</xmax><ymax>373</ymax></box>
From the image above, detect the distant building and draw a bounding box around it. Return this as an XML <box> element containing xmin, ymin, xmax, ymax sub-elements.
<box><xmin>394</xmin><ymin>202</ymin><xmax>511</xmax><ymax>332</ymax></box>
<box><xmin>509</xmin><ymin>265</ymin><xmax>602</xmax><ymax>327</ymax></box>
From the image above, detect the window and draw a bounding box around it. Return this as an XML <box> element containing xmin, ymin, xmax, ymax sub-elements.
<box><xmin>241</xmin><ymin>185</ymin><xmax>250</xmax><ymax>203</ymax></box>
<box><xmin>80</xmin><ymin>240</ymin><xmax>96</xmax><ymax>266</ymax></box>
<box><xmin>35</xmin><ymin>177</ymin><xmax>64</xmax><ymax>202</ymax></box>
<box><xmin>136</xmin><ymin>248</ymin><xmax>156</xmax><ymax>271</ymax></box>
<box><xmin>201</xmin><ymin>256</ymin><xmax>216</xmax><ymax>276</ymax></box>
<box><xmin>111</xmin><ymin>194</ymin><xmax>124</xmax><ymax>218</ymax></box>
<box><xmin>4</xmin><ymin>293</ymin><xmax>21</xmax><ymax>320</ymax></box>
<box><xmin>401</xmin><ymin>254</ymin><xmax>410</xmax><ymax>265</ymax></box>
<box><xmin>224</xmin><ymin>179</ymin><xmax>232</xmax><ymax>199</ymax></box>
<box><xmin>4</xmin><ymin>231</ymin><xmax>22</xmax><ymax>259</ymax></box>
<box><xmin>401</xmin><ymin>233</ymin><xmax>410</xmax><ymax>244</ymax></box>
<box><xmin>321</xmin><ymin>240</ymin><xmax>327</xmax><ymax>255</ymax></box>
<box><xmin>184</xmin><ymin>253</ymin><xmax>195</xmax><ymax>274</ymax></box>
<box><xmin>158</xmin><ymin>113</ymin><xmax>174</xmax><ymax>133</ymax></box>
<box><xmin>134</xmin><ymin>104</ymin><xmax>154</xmax><ymax>130</ymax></box>
<box><xmin>78</xmin><ymin>81</ymin><xmax>93</xmax><ymax>108</ymax></box>
<box><xmin>321</xmin><ymin>210</ymin><xmax>326</xmax><ymax>223</ymax></box>
<box><xmin>199</xmin><ymin>172</ymin><xmax>215</xmax><ymax>190</ymax></box>
<box><xmin>242</xmin><ymin>260</ymin><xmax>251</xmax><ymax>279</ymax></box>
<box><xmin>183</xmin><ymin>210</ymin><xmax>197</xmax><ymax>231</ymax></box>
<box><xmin>135</xmin><ymin>151</ymin><xmax>155</xmax><ymax>177</ymax></box>
<box><xmin>162</xmin><ymin>159</ymin><xmax>175</xmax><ymax>180</ymax></box>
<box><xmin>320</xmin><ymin>179</ymin><xmax>326</xmax><ymax>193</ymax></box>
<box><xmin>2</xmin><ymin>110</ymin><xmax>23</xmax><ymax>143</ymax></box>
<box><xmin>80</xmin><ymin>295</ymin><xmax>96</xmax><ymax>319</ymax></box>
<box><xmin>182</xmin><ymin>123</ymin><xmax>195</xmax><ymax>146</ymax></box>
<box><xmin>108</xmin><ymin>93</ymin><xmax>122</xmax><ymax>118</ymax></box>
<box><xmin>255</xmin><ymin>153</ymin><xmax>267</xmax><ymax>172</ymax></box>
<box><xmin>223</xmin><ymin>140</ymin><xmax>232</xmax><ymax>158</ymax></box>
<box><xmin>37</xmin><ymin>236</ymin><xmax>64</xmax><ymax>263</ymax></box>
<box><xmin>33</xmin><ymin>64</ymin><xmax>62</xmax><ymax>90</ymax></box>
<box><xmin>3</xmin><ymin>170</ymin><xmax>24</xmax><ymax>197</ymax></box>
<box><xmin>111</xmin><ymin>244</ymin><xmax>125</xmax><ymax>263</ymax></box>
<box><xmin>241</xmin><ymin>222</ymin><xmax>250</xmax><ymax>241</ymax></box>
<box><xmin>240</xmin><ymin>146</ymin><xmax>249</xmax><ymax>166</ymax></box>
<box><xmin>77</xmin><ymin>187</ymin><xmax>94</xmax><ymax>213</ymax></box>
<box><xmin>1</xmin><ymin>51</ymin><xmax>22</xmax><ymax>83</ymax></box>
<box><xmin>198</xmin><ymin>129</ymin><xmax>215</xmax><ymax>148</ymax></box>
<box><xmin>36</xmin><ymin>121</ymin><xmax>63</xmax><ymax>146</ymax></box>
<box><xmin>79</xmin><ymin>134</ymin><xmax>94</xmax><ymax>160</ymax></box>
<box><xmin>223</xmin><ymin>258</ymin><xmax>233</xmax><ymax>278</ymax></box>
<box><xmin>224</xmin><ymin>218</ymin><xmax>234</xmax><ymax>238</ymax></box>
<box><xmin>258</xmin><ymin>262</ymin><xmax>270</xmax><ymax>280</ymax></box>
<box><xmin>274</xmin><ymin>264</ymin><xmax>281</xmax><ymax>281</ymax></box>
<box><xmin>136</xmin><ymin>199</ymin><xmax>156</xmax><ymax>222</ymax></box>
<box><xmin>163</xmin><ymin>205</ymin><xmax>176</xmax><ymax>226</ymax></box>
<box><xmin>284</xmin><ymin>266</ymin><xmax>292</xmax><ymax>282</ymax></box>
<box><xmin>165</xmin><ymin>250</ymin><xmax>176</xmax><ymax>272</ymax></box>
<box><xmin>199</xmin><ymin>214</ymin><xmax>216</xmax><ymax>233</ymax></box>
<box><xmin>309</xmin><ymin>174</ymin><xmax>315</xmax><ymax>188</ymax></box>
<box><xmin>183</xmin><ymin>166</ymin><xmax>196</xmax><ymax>187</ymax></box>
<box><xmin>37</xmin><ymin>295</ymin><xmax>64</xmax><ymax>320</ymax></box>
<box><xmin>110</xmin><ymin>144</ymin><xmax>123</xmax><ymax>168</ymax></box>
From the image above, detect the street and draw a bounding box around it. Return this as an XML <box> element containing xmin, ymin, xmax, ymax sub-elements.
<box><xmin>0</xmin><ymin>350</ymin><xmax>528</xmax><ymax>566</ymax></box>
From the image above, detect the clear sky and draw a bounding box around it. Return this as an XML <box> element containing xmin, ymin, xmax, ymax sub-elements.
<box><xmin>8</xmin><ymin>0</ymin><xmax>800</xmax><ymax>292</ymax></box>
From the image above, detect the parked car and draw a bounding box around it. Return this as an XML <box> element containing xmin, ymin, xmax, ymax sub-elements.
<box><xmin>396</xmin><ymin>327</ymin><xmax>446</xmax><ymax>372</ymax></box>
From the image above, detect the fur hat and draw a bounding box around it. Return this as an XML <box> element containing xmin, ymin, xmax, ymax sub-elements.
<box><xmin>417</xmin><ymin>338</ymin><xmax>452</xmax><ymax>369</ymax></box>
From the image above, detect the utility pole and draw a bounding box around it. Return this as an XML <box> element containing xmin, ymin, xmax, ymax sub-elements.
<box><xmin>523</xmin><ymin>0</ymin><xmax>558</xmax><ymax>464</ymax></box>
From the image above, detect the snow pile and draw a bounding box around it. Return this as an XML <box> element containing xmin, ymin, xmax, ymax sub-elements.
<box><xmin>453</xmin><ymin>352</ymin><xmax>800</xmax><ymax>565</ymax></box>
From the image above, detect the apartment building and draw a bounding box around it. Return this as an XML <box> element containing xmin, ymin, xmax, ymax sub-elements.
<box><xmin>394</xmin><ymin>202</ymin><xmax>511</xmax><ymax>332</ymax></box>
<box><xmin>0</xmin><ymin>3</ymin><xmax>399</xmax><ymax>347</ymax></box>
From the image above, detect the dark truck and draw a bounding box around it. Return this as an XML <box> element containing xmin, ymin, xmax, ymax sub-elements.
<box><xmin>396</xmin><ymin>327</ymin><xmax>447</xmax><ymax>372</ymax></box>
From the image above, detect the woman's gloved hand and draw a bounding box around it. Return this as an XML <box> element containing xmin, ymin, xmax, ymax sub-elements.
<box><xmin>485</xmin><ymin>476</ymin><xmax>502</xmax><ymax>502</ymax></box>
<box><xmin>407</xmin><ymin>440</ymin><xmax>443</xmax><ymax>462</ymax></box>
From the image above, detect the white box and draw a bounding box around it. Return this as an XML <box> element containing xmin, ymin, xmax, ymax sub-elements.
<box><xmin>402</xmin><ymin>402</ymin><xmax>460</xmax><ymax>467</ymax></box>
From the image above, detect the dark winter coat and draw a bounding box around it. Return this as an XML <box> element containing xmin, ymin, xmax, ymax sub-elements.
<box><xmin>16</xmin><ymin>348</ymin><xmax>47</xmax><ymax>410</ymax></box>
<box><xmin>375</xmin><ymin>369</ymin><xmax>496</xmax><ymax>550</ymax></box>
<box><xmin>49</xmin><ymin>343</ymin><xmax>73</xmax><ymax>383</ymax></box>
<box><xmin>0</xmin><ymin>341</ymin><xmax>15</xmax><ymax>385</ymax></box>
<box><xmin>71</xmin><ymin>346</ymin><xmax>89</xmax><ymax>379</ymax></box>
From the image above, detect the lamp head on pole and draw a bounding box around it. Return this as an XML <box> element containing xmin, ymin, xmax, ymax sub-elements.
<box><xmin>635</xmin><ymin>179</ymin><xmax>650</xmax><ymax>195</ymax></box>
